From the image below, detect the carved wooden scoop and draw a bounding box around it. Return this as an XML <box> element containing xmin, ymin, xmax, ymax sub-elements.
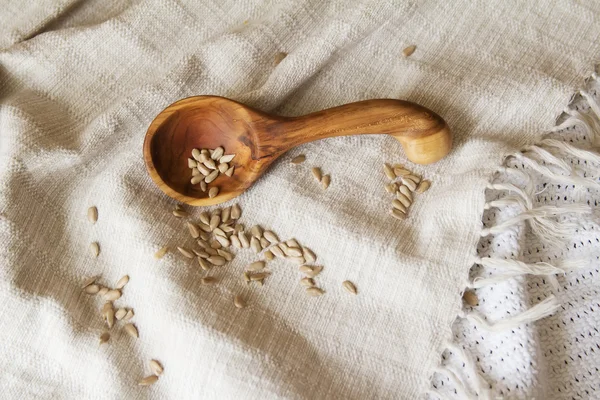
<box><xmin>143</xmin><ymin>96</ymin><xmax>451</xmax><ymax>206</ymax></box>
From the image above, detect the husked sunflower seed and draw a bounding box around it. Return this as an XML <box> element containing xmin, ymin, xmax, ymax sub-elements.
<box><xmin>200</xmin><ymin>181</ymin><xmax>207</xmax><ymax>192</ymax></box>
<box><xmin>209</xmin><ymin>215</ymin><xmax>220</xmax><ymax>230</ymax></box>
<box><xmin>150</xmin><ymin>360</ymin><xmax>164</xmax><ymax>376</ymax></box>
<box><xmin>270</xmin><ymin>245</ymin><xmax>285</xmax><ymax>258</ymax></box>
<box><xmin>188</xmin><ymin>158</ymin><xmax>197</xmax><ymax>168</ymax></box>
<box><xmin>302</xmin><ymin>247</ymin><xmax>316</xmax><ymax>263</ymax></box>
<box><xmin>402</xmin><ymin>178</ymin><xmax>417</xmax><ymax>192</ymax></box>
<box><xmin>231</xmin><ymin>204</ymin><xmax>241</xmax><ymax>219</ymax></box>
<box><xmin>300</xmin><ymin>265</ymin><xmax>323</xmax><ymax>277</ymax></box>
<box><xmin>115</xmin><ymin>308</ymin><xmax>127</xmax><ymax>320</ymax></box>
<box><xmin>217</xmin><ymin>163</ymin><xmax>228</xmax><ymax>173</ymax></box>
<box><xmin>233</xmin><ymin>224</ymin><xmax>244</xmax><ymax>234</ymax></box>
<box><xmin>385</xmin><ymin>182</ymin><xmax>398</xmax><ymax>194</ymax></box>
<box><xmin>190</xmin><ymin>175</ymin><xmax>203</xmax><ymax>184</ymax></box>
<box><xmin>197</xmin><ymin>163</ymin><xmax>211</xmax><ymax>175</ymax></box>
<box><xmin>220</xmin><ymin>225</ymin><xmax>234</xmax><ymax>233</ymax></box>
<box><xmin>260</xmin><ymin>237</ymin><xmax>270</xmax><ymax>248</ymax></box>
<box><xmin>234</xmin><ymin>295</ymin><xmax>246</xmax><ymax>309</ymax></box>
<box><xmin>231</xmin><ymin>235</ymin><xmax>242</xmax><ymax>248</ymax></box>
<box><xmin>264</xmin><ymin>250</ymin><xmax>275</xmax><ymax>261</ymax></box>
<box><xmin>225</xmin><ymin>166</ymin><xmax>235</xmax><ymax>177</ymax></box>
<box><xmin>463</xmin><ymin>291</ymin><xmax>479</xmax><ymax>306</ymax></box>
<box><xmin>273</xmin><ymin>51</ymin><xmax>287</xmax><ymax>65</ymax></box>
<box><xmin>403</xmin><ymin>44</ymin><xmax>416</xmax><ymax>57</ymax></box>
<box><xmin>395</xmin><ymin>192</ymin><xmax>412</xmax><ymax>208</ymax></box>
<box><xmin>194</xmin><ymin>249</ymin><xmax>209</xmax><ymax>258</ymax></box>
<box><xmin>220</xmin><ymin>154</ymin><xmax>235</xmax><ymax>163</ymax></box>
<box><xmin>201</xmin><ymin>276</ymin><xmax>216</xmax><ymax>285</ymax></box>
<box><xmin>312</xmin><ymin>167</ymin><xmax>322</xmax><ymax>182</ymax></box>
<box><xmin>154</xmin><ymin>246</ymin><xmax>168</xmax><ymax>259</ymax></box>
<box><xmin>115</xmin><ymin>275</ymin><xmax>129</xmax><ymax>289</ymax></box>
<box><xmin>250</xmin><ymin>272</ymin><xmax>269</xmax><ymax>281</ymax></box>
<box><xmin>211</xmin><ymin>146</ymin><xmax>224</xmax><ymax>160</ymax></box>
<box><xmin>124</xmin><ymin>323</ymin><xmax>139</xmax><ymax>338</ymax></box>
<box><xmin>103</xmin><ymin>302</ymin><xmax>114</xmax><ymax>328</ymax></box>
<box><xmin>239</xmin><ymin>232</ymin><xmax>250</xmax><ymax>248</ymax></box>
<box><xmin>393</xmin><ymin>167</ymin><xmax>411</xmax><ymax>177</ymax></box>
<box><xmin>263</xmin><ymin>231</ymin><xmax>278</xmax><ymax>243</ymax></box>
<box><xmin>99</xmin><ymin>331</ymin><xmax>110</xmax><ymax>345</ymax></box>
<box><xmin>210</xmin><ymin>240</ymin><xmax>221</xmax><ymax>249</ymax></box>
<box><xmin>208</xmin><ymin>187</ymin><xmax>219</xmax><ymax>198</ymax></box>
<box><xmin>291</xmin><ymin>154</ymin><xmax>306</xmax><ymax>164</ymax></box>
<box><xmin>321</xmin><ymin>175</ymin><xmax>330</xmax><ymax>189</ymax></box>
<box><xmin>392</xmin><ymin>199</ymin><xmax>407</xmax><ymax>213</ymax></box>
<box><xmin>199</xmin><ymin>212</ymin><xmax>210</xmax><ymax>225</ymax></box>
<box><xmin>88</xmin><ymin>206</ymin><xmax>98</xmax><ymax>224</ymax></box>
<box><xmin>207</xmin><ymin>255</ymin><xmax>226</xmax><ymax>266</ymax></box>
<box><xmin>250</xmin><ymin>225</ymin><xmax>263</xmax><ymax>238</ymax></box>
<box><xmin>139</xmin><ymin>375</ymin><xmax>158</xmax><ymax>386</ymax></box>
<box><xmin>300</xmin><ymin>277</ymin><xmax>315</xmax><ymax>287</ymax></box>
<box><xmin>286</xmin><ymin>239</ymin><xmax>300</xmax><ymax>248</ymax></box>
<box><xmin>204</xmin><ymin>159</ymin><xmax>217</xmax><ymax>170</ymax></box>
<box><xmin>205</xmin><ymin>170</ymin><xmax>219</xmax><ymax>184</ymax></box>
<box><xmin>250</xmin><ymin>236</ymin><xmax>262</xmax><ymax>253</ymax></box>
<box><xmin>175</xmin><ymin>204</ymin><xmax>183</xmax><ymax>211</ymax></box>
<box><xmin>98</xmin><ymin>287</ymin><xmax>109</xmax><ymax>296</ymax></box>
<box><xmin>124</xmin><ymin>309</ymin><xmax>134</xmax><ymax>321</ymax></box>
<box><xmin>191</xmin><ymin>168</ymin><xmax>200</xmax><ymax>176</ymax></box>
<box><xmin>81</xmin><ymin>276</ymin><xmax>97</xmax><ymax>289</ymax></box>
<box><xmin>217</xmin><ymin>249</ymin><xmax>233</xmax><ymax>261</ymax></box>
<box><xmin>390</xmin><ymin>209</ymin><xmax>407</xmax><ymax>220</ymax></box>
<box><xmin>105</xmin><ymin>289</ymin><xmax>122</xmax><ymax>301</ymax></box>
<box><xmin>172</xmin><ymin>209</ymin><xmax>189</xmax><ymax>218</ymax></box>
<box><xmin>285</xmin><ymin>247</ymin><xmax>303</xmax><ymax>257</ymax></box>
<box><xmin>84</xmin><ymin>284</ymin><xmax>100</xmax><ymax>294</ymax></box>
<box><xmin>342</xmin><ymin>280</ymin><xmax>357</xmax><ymax>294</ymax></box>
<box><xmin>199</xmin><ymin>231</ymin><xmax>210</xmax><ymax>241</ymax></box>
<box><xmin>383</xmin><ymin>163</ymin><xmax>395</xmax><ymax>180</ymax></box>
<box><xmin>215</xmin><ymin>235</ymin><xmax>231</xmax><ymax>247</ymax></box>
<box><xmin>90</xmin><ymin>242</ymin><xmax>100</xmax><ymax>257</ymax></box>
<box><xmin>306</xmin><ymin>287</ymin><xmax>324</xmax><ymax>297</ymax></box>
<box><xmin>243</xmin><ymin>272</ymin><xmax>251</xmax><ymax>283</ymax></box>
<box><xmin>289</xmin><ymin>256</ymin><xmax>306</xmax><ymax>265</ymax></box>
<box><xmin>416</xmin><ymin>180</ymin><xmax>431</xmax><ymax>193</ymax></box>
<box><xmin>399</xmin><ymin>185</ymin><xmax>413</xmax><ymax>201</ymax></box>
<box><xmin>247</xmin><ymin>261</ymin><xmax>266</xmax><ymax>271</ymax></box>
<box><xmin>198</xmin><ymin>222</ymin><xmax>212</xmax><ymax>233</ymax></box>
<box><xmin>198</xmin><ymin>257</ymin><xmax>212</xmax><ymax>271</ymax></box>
<box><xmin>187</xmin><ymin>222</ymin><xmax>201</xmax><ymax>239</ymax></box>
<box><xmin>192</xmin><ymin>148</ymin><xmax>202</xmax><ymax>160</ymax></box>
<box><xmin>177</xmin><ymin>246</ymin><xmax>195</xmax><ymax>259</ymax></box>
<box><xmin>221</xmin><ymin>206</ymin><xmax>231</xmax><ymax>223</ymax></box>
<box><xmin>213</xmin><ymin>227</ymin><xmax>226</xmax><ymax>237</ymax></box>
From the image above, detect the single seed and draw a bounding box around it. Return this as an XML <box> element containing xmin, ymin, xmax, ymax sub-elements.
<box><xmin>239</xmin><ymin>232</ymin><xmax>250</xmax><ymax>248</ymax></box>
<box><xmin>204</xmin><ymin>159</ymin><xmax>217</xmax><ymax>170</ymax></box>
<box><xmin>194</xmin><ymin>249</ymin><xmax>209</xmax><ymax>258</ymax></box>
<box><xmin>99</xmin><ymin>332</ymin><xmax>110</xmax><ymax>345</ymax></box>
<box><xmin>300</xmin><ymin>265</ymin><xmax>323</xmax><ymax>277</ymax></box>
<box><xmin>207</xmin><ymin>255</ymin><xmax>226</xmax><ymax>266</ymax></box>
<box><xmin>154</xmin><ymin>246</ymin><xmax>168</xmax><ymax>259</ymax></box>
<box><xmin>231</xmin><ymin>204</ymin><xmax>241</xmax><ymax>219</ymax></box>
<box><xmin>139</xmin><ymin>375</ymin><xmax>158</xmax><ymax>386</ymax></box>
<box><xmin>393</xmin><ymin>167</ymin><xmax>411</xmax><ymax>177</ymax></box>
<box><xmin>403</xmin><ymin>44</ymin><xmax>416</xmax><ymax>57</ymax></box>
<box><xmin>187</xmin><ymin>222</ymin><xmax>201</xmax><ymax>239</ymax></box>
<box><xmin>416</xmin><ymin>180</ymin><xmax>431</xmax><ymax>193</ymax></box>
<box><xmin>234</xmin><ymin>224</ymin><xmax>244</xmax><ymax>234</ymax></box>
<box><xmin>231</xmin><ymin>235</ymin><xmax>242</xmax><ymax>248</ymax></box>
<box><xmin>302</xmin><ymin>247</ymin><xmax>317</xmax><ymax>263</ymax></box>
<box><xmin>306</xmin><ymin>287</ymin><xmax>324</xmax><ymax>297</ymax></box>
<box><xmin>205</xmin><ymin>170</ymin><xmax>219</xmax><ymax>184</ymax></box>
<box><xmin>172</xmin><ymin>209</ymin><xmax>189</xmax><ymax>218</ymax></box>
<box><xmin>150</xmin><ymin>360</ymin><xmax>164</xmax><ymax>376</ymax></box>
<box><xmin>390</xmin><ymin>209</ymin><xmax>407</xmax><ymax>220</ymax></box>
<box><xmin>198</xmin><ymin>257</ymin><xmax>212</xmax><ymax>271</ymax></box>
<box><xmin>399</xmin><ymin>185</ymin><xmax>413</xmax><ymax>201</ymax></box>
<box><xmin>385</xmin><ymin>183</ymin><xmax>398</xmax><ymax>194</ymax></box>
<box><xmin>124</xmin><ymin>309</ymin><xmax>134</xmax><ymax>321</ymax></box>
<box><xmin>403</xmin><ymin>174</ymin><xmax>421</xmax><ymax>187</ymax></box>
<box><xmin>250</xmin><ymin>225</ymin><xmax>263</xmax><ymax>238</ymax></box>
<box><xmin>217</xmin><ymin>249</ymin><xmax>233</xmax><ymax>261</ymax></box>
<box><xmin>198</xmin><ymin>222</ymin><xmax>212</xmax><ymax>233</ymax></box>
<box><xmin>190</xmin><ymin>175</ymin><xmax>203</xmax><ymax>184</ymax></box>
<box><xmin>200</xmin><ymin>148</ymin><xmax>210</xmax><ymax>157</ymax></box>
<box><xmin>273</xmin><ymin>51</ymin><xmax>287</xmax><ymax>66</ymax></box>
<box><xmin>247</xmin><ymin>261</ymin><xmax>266</xmax><ymax>271</ymax></box>
<box><xmin>225</xmin><ymin>166</ymin><xmax>235</xmax><ymax>177</ymax></box>
<box><xmin>84</xmin><ymin>284</ymin><xmax>100</xmax><ymax>294</ymax></box>
<box><xmin>88</xmin><ymin>206</ymin><xmax>98</xmax><ymax>224</ymax></box>
<box><xmin>199</xmin><ymin>212</ymin><xmax>210</xmax><ymax>225</ymax></box>
<box><xmin>300</xmin><ymin>277</ymin><xmax>315</xmax><ymax>287</ymax></box>
<box><xmin>81</xmin><ymin>276</ymin><xmax>97</xmax><ymax>289</ymax></box>
<box><xmin>243</xmin><ymin>272</ymin><xmax>251</xmax><ymax>283</ymax></box>
<box><xmin>98</xmin><ymin>287</ymin><xmax>109</xmax><ymax>296</ymax></box>
<box><xmin>383</xmin><ymin>163</ymin><xmax>395</xmax><ymax>180</ymax></box>
<box><xmin>286</xmin><ymin>239</ymin><xmax>300</xmax><ymax>248</ymax></box>
<box><xmin>217</xmin><ymin>163</ymin><xmax>229</xmax><ymax>173</ymax></box>
<box><xmin>191</xmin><ymin>168</ymin><xmax>200</xmax><ymax>176</ymax></box>
<box><xmin>264</xmin><ymin>250</ymin><xmax>274</xmax><ymax>261</ymax></box>
<box><xmin>342</xmin><ymin>280</ymin><xmax>358</xmax><ymax>295</ymax></box>
<box><xmin>191</xmin><ymin>148</ymin><xmax>202</xmax><ymax>160</ymax></box>
<box><xmin>210</xmin><ymin>240</ymin><xmax>222</xmax><ymax>249</ymax></box>
<box><xmin>312</xmin><ymin>167</ymin><xmax>322</xmax><ymax>182</ymax></box>
<box><xmin>209</xmin><ymin>215</ymin><xmax>221</xmax><ymax>230</ymax></box>
<box><xmin>205</xmin><ymin>247</ymin><xmax>219</xmax><ymax>256</ymax></box>
<box><xmin>177</xmin><ymin>246</ymin><xmax>195</xmax><ymax>259</ymax></box>
<box><xmin>392</xmin><ymin>199</ymin><xmax>407</xmax><ymax>213</ymax></box>
<box><xmin>263</xmin><ymin>231</ymin><xmax>278</xmax><ymax>243</ymax></box>
<box><xmin>285</xmin><ymin>247</ymin><xmax>303</xmax><ymax>257</ymax></box>
<box><xmin>188</xmin><ymin>158</ymin><xmax>197</xmax><ymax>168</ymax></box>
<box><xmin>115</xmin><ymin>275</ymin><xmax>129</xmax><ymax>289</ymax></box>
<box><xmin>115</xmin><ymin>308</ymin><xmax>127</xmax><ymax>320</ymax></box>
<box><xmin>199</xmin><ymin>231</ymin><xmax>210</xmax><ymax>241</ymax></box>
<box><xmin>220</xmin><ymin>225</ymin><xmax>234</xmax><ymax>233</ymax></box>
<box><xmin>174</xmin><ymin>204</ymin><xmax>183</xmax><ymax>211</ymax></box>
<box><xmin>291</xmin><ymin>154</ymin><xmax>306</xmax><ymax>164</ymax></box>
<box><xmin>250</xmin><ymin>272</ymin><xmax>269</xmax><ymax>281</ymax></box>
<box><xmin>260</xmin><ymin>237</ymin><xmax>270</xmax><ymax>248</ymax></box>
<box><xmin>321</xmin><ymin>175</ymin><xmax>331</xmax><ymax>189</ymax></box>
<box><xmin>104</xmin><ymin>289</ymin><xmax>122</xmax><ymax>301</ymax></box>
<box><xmin>221</xmin><ymin>207</ymin><xmax>231</xmax><ymax>223</ymax></box>
<box><xmin>201</xmin><ymin>276</ymin><xmax>217</xmax><ymax>285</ymax></box>
<box><xmin>250</xmin><ymin>236</ymin><xmax>262</xmax><ymax>253</ymax></box>
<box><xmin>211</xmin><ymin>146</ymin><xmax>224</xmax><ymax>160</ymax></box>
<box><xmin>208</xmin><ymin>187</ymin><xmax>219</xmax><ymax>198</ymax></box>
<box><xmin>270</xmin><ymin>245</ymin><xmax>285</xmax><ymax>258</ymax></box>
<box><xmin>395</xmin><ymin>192</ymin><xmax>412</xmax><ymax>208</ymax></box>
<box><xmin>200</xmin><ymin>181</ymin><xmax>207</xmax><ymax>192</ymax></box>
<box><xmin>463</xmin><ymin>291</ymin><xmax>479</xmax><ymax>306</ymax></box>
<box><xmin>213</xmin><ymin>227</ymin><xmax>226</xmax><ymax>237</ymax></box>
<box><xmin>289</xmin><ymin>256</ymin><xmax>306</xmax><ymax>265</ymax></box>
<box><xmin>197</xmin><ymin>163</ymin><xmax>211</xmax><ymax>175</ymax></box>
<box><xmin>103</xmin><ymin>303</ymin><xmax>114</xmax><ymax>328</ymax></box>
<box><xmin>124</xmin><ymin>323</ymin><xmax>139</xmax><ymax>338</ymax></box>
<box><xmin>90</xmin><ymin>242</ymin><xmax>100</xmax><ymax>257</ymax></box>
<box><xmin>220</xmin><ymin>154</ymin><xmax>235</xmax><ymax>163</ymax></box>
<box><xmin>215</xmin><ymin>235</ymin><xmax>231</xmax><ymax>247</ymax></box>
<box><xmin>234</xmin><ymin>295</ymin><xmax>246</xmax><ymax>309</ymax></box>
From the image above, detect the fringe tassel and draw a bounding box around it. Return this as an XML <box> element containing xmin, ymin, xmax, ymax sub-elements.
<box><xmin>434</xmin><ymin>367</ymin><xmax>476</xmax><ymax>400</ymax></box>
<box><xmin>512</xmin><ymin>152</ymin><xmax>600</xmax><ymax>189</ymax></box>
<box><xmin>522</xmin><ymin>144</ymin><xmax>572</xmax><ymax>173</ymax></box>
<box><xmin>539</xmin><ymin>138</ymin><xmax>600</xmax><ymax>165</ymax></box>
<box><xmin>445</xmin><ymin>342</ymin><xmax>491</xmax><ymax>400</ymax></box>
<box><xmin>458</xmin><ymin>296</ymin><xmax>559</xmax><ymax>333</ymax></box>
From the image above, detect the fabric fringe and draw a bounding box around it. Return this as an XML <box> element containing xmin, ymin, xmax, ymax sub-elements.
<box><xmin>429</xmin><ymin>73</ymin><xmax>599</xmax><ymax>398</ymax></box>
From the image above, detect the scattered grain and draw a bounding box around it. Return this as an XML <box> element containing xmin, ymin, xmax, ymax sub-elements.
<box><xmin>90</xmin><ymin>242</ymin><xmax>100</xmax><ymax>257</ymax></box>
<box><xmin>300</xmin><ymin>265</ymin><xmax>323</xmax><ymax>277</ymax></box>
<box><xmin>291</xmin><ymin>154</ymin><xmax>306</xmax><ymax>164</ymax></box>
<box><xmin>312</xmin><ymin>167</ymin><xmax>322</xmax><ymax>182</ymax></box>
<box><xmin>225</xmin><ymin>166</ymin><xmax>235</xmax><ymax>177</ymax></box>
<box><xmin>250</xmin><ymin>225</ymin><xmax>263</xmax><ymax>238</ymax></box>
<box><xmin>250</xmin><ymin>236</ymin><xmax>262</xmax><ymax>253</ymax></box>
<box><xmin>88</xmin><ymin>206</ymin><xmax>98</xmax><ymax>224</ymax></box>
<box><xmin>247</xmin><ymin>261</ymin><xmax>266</xmax><ymax>271</ymax></box>
<box><xmin>81</xmin><ymin>276</ymin><xmax>97</xmax><ymax>289</ymax></box>
<box><xmin>234</xmin><ymin>295</ymin><xmax>246</xmax><ymax>309</ymax></box>
<box><xmin>273</xmin><ymin>52</ymin><xmax>287</xmax><ymax>66</ymax></box>
<box><xmin>416</xmin><ymin>180</ymin><xmax>431</xmax><ymax>193</ymax></box>
<box><xmin>321</xmin><ymin>174</ymin><xmax>331</xmax><ymax>189</ymax></box>
<box><xmin>84</xmin><ymin>284</ymin><xmax>100</xmax><ymax>294</ymax></box>
<box><xmin>139</xmin><ymin>375</ymin><xmax>158</xmax><ymax>386</ymax></box>
<box><xmin>306</xmin><ymin>287</ymin><xmax>324</xmax><ymax>297</ymax></box>
<box><xmin>342</xmin><ymin>280</ymin><xmax>357</xmax><ymax>294</ymax></box>
<box><xmin>208</xmin><ymin>187</ymin><xmax>219</xmax><ymax>198</ymax></box>
<box><xmin>198</xmin><ymin>257</ymin><xmax>212</xmax><ymax>271</ymax></box>
<box><xmin>177</xmin><ymin>246</ymin><xmax>195</xmax><ymax>259</ymax></box>
<box><xmin>154</xmin><ymin>246</ymin><xmax>168</xmax><ymax>259</ymax></box>
<box><xmin>115</xmin><ymin>308</ymin><xmax>127</xmax><ymax>320</ymax></box>
<box><xmin>221</xmin><ymin>207</ymin><xmax>231</xmax><ymax>223</ymax></box>
<box><xmin>300</xmin><ymin>277</ymin><xmax>315</xmax><ymax>287</ymax></box>
<box><xmin>104</xmin><ymin>289</ymin><xmax>122</xmax><ymax>301</ymax></box>
<box><xmin>124</xmin><ymin>323</ymin><xmax>139</xmax><ymax>338</ymax></box>
<box><xmin>403</xmin><ymin>45</ymin><xmax>416</xmax><ymax>57</ymax></box>
<box><xmin>99</xmin><ymin>332</ymin><xmax>110</xmax><ymax>345</ymax></box>
<box><xmin>98</xmin><ymin>287</ymin><xmax>109</xmax><ymax>296</ymax></box>
<box><xmin>172</xmin><ymin>209</ymin><xmax>189</xmax><ymax>218</ymax></box>
<box><xmin>286</xmin><ymin>239</ymin><xmax>300</xmax><ymax>248</ymax></box>
<box><xmin>250</xmin><ymin>272</ymin><xmax>269</xmax><ymax>281</ymax></box>
<box><xmin>209</xmin><ymin>215</ymin><xmax>220</xmax><ymax>230</ymax></box>
<box><xmin>383</xmin><ymin>163</ymin><xmax>396</xmax><ymax>180</ymax></box>
<box><xmin>302</xmin><ymin>247</ymin><xmax>316</xmax><ymax>263</ymax></box>
<box><xmin>150</xmin><ymin>360</ymin><xmax>164</xmax><ymax>376</ymax></box>
<box><xmin>207</xmin><ymin>255</ymin><xmax>226</xmax><ymax>266</ymax></box>
<box><xmin>390</xmin><ymin>209</ymin><xmax>407</xmax><ymax>220</ymax></box>
<box><xmin>115</xmin><ymin>275</ymin><xmax>129</xmax><ymax>289</ymax></box>
<box><xmin>264</xmin><ymin>250</ymin><xmax>275</xmax><ymax>261</ymax></box>
<box><xmin>231</xmin><ymin>204</ymin><xmax>241</xmax><ymax>219</ymax></box>
<box><xmin>263</xmin><ymin>230</ymin><xmax>278</xmax><ymax>243</ymax></box>
<box><xmin>463</xmin><ymin>291</ymin><xmax>479</xmax><ymax>306</ymax></box>
<box><xmin>124</xmin><ymin>309</ymin><xmax>135</xmax><ymax>321</ymax></box>
<box><xmin>201</xmin><ymin>277</ymin><xmax>217</xmax><ymax>285</ymax></box>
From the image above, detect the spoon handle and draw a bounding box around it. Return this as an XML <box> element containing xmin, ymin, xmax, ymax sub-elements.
<box><xmin>271</xmin><ymin>99</ymin><xmax>451</xmax><ymax>164</ymax></box>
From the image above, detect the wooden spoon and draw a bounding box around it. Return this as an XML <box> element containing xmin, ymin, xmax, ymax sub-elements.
<box><xmin>143</xmin><ymin>96</ymin><xmax>451</xmax><ymax>206</ymax></box>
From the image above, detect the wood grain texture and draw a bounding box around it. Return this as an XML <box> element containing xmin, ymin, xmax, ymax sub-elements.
<box><xmin>143</xmin><ymin>96</ymin><xmax>451</xmax><ymax>206</ymax></box>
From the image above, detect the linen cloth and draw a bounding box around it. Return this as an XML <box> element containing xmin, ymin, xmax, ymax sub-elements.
<box><xmin>1</xmin><ymin>1</ymin><xmax>599</xmax><ymax>398</ymax></box>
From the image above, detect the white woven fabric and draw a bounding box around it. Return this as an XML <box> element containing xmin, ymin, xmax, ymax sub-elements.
<box><xmin>1</xmin><ymin>1</ymin><xmax>599</xmax><ymax>398</ymax></box>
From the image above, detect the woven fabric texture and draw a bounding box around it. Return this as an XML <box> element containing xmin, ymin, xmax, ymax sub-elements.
<box><xmin>1</xmin><ymin>1</ymin><xmax>599</xmax><ymax>398</ymax></box>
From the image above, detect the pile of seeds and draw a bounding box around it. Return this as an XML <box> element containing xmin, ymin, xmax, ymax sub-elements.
<box><xmin>188</xmin><ymin>146</ymin><xmax>236</xmax><ymax>198</ymax></box>
<box><xmin>383</xmin><ymin>163</ymin><xmax>431</xmax><ymax>220</ymax></box>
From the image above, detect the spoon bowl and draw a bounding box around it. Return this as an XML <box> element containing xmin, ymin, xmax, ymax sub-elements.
<box><xmin>143</xmin><ymin>95</ymin><xmax>451</xmax><ymax>206</ymax></box>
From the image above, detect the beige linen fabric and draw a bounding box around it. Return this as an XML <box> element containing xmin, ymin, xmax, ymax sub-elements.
<box><xmin>1</xmin><ymin>1</ymin><xmax>599</xmax><ymax>398</ymax></box>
